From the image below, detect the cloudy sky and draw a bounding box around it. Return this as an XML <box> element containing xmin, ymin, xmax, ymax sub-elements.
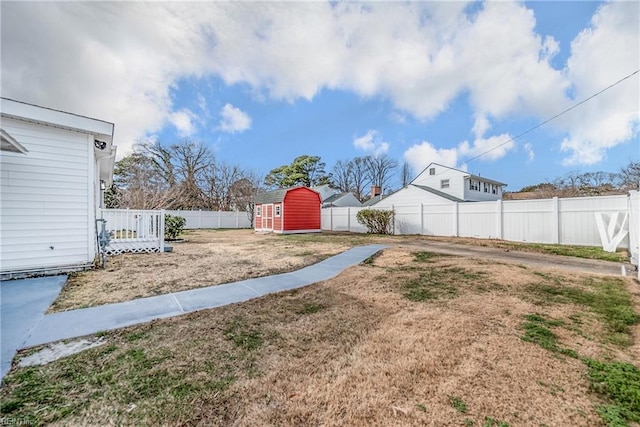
<box><xmin>2</xmin><ymin>1</ymin><xmax>638</xmax><ymax>190</ymax></box>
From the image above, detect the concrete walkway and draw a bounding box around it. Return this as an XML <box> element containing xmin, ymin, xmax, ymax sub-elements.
<box><xmin>1</xmin><ymin>244</ymin><xmax>385</xmax><ymax>381</ymax></box>
<box><xmin>1</xmin><ymin>275</ymin><xmax>66</xmax><ymax>380</ymax></box>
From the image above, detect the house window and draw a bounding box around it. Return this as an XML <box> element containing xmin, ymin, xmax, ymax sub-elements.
<box><xmin>469</xmin><ymin>180</ymin><xmax>479</xmax><ymax>191</ymax></box>
<box><xmin>484</xmin><ymin>183</ymin><xmax>488</xmax><ymax>193</ymax></box>
<box><xmin>429</xmin><ymin>168</ymin><xmax>436</xmax><ymax>175</ymax></box>
<box><xmin>275</xmin><ymin>205</ymin><xmax>281</xmax><ymax>217</ymax></box>
<box><xmin>440</xmin><ymin>179</ymin><xmax>450</xmax><ymax>189</ymax></box>
<box><xmin>256</xmin><ymin>206</ymin><xmax>262</xmax><ymax>217</ymax></box>
<box><xmin>492</xmin><ymin>185</ymin><xmax>497</xmax><ymax>194</ymax></box>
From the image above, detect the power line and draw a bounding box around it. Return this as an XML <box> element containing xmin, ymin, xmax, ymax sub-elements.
<box><xmin>464</xmin><ymin>68</ymin><xmax>640</xmax><ymax>164</ymax></box>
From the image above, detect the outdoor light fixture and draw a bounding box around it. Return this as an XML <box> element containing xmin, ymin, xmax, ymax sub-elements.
<box><xmin>94</xmin><ymin>139</ymin><xmax>107</xmax><ymax>150</ymax></box>
<box><xmin>100</xmin><ymin>180</ymin><xmax>106</xmax><ymax>191</ymax></box>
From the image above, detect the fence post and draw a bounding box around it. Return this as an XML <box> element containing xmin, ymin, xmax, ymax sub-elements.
<box><xmin>236</xmin><ymin>210</ymin><xmax>239</xmax><ymax>228</ymax></box>
<box><xmin>218</xmin><ymin>210</ymin><xmax>222</xmax><ymax>229</ymax></box>
<box><xmin>330</xmin><ymin>207</ymin><xmax>333</xmax><ymax>231</ymax></box>
<box><xmin>392</xmin><ymin>204</ymin><xmax>396</xmax><ymax>235</ymax></box>
<box><xmin>453</xmin><ymin>202</ymin><xmax>459</xmax><ymax>237</ymax></box>
<box><xmin>552</xmin><ymin>197</ymin><xmax>560</xmax><ymax>244</ymax></box>
<box><xmin>496</xmin><ymin>199</ymin><xmax>503</xmax><ymax>239</ymax></box>
<box><xmin>420</xmin><ymin>203</ymin><xmax>424</xmax><ymax>235</ymax></box>
<box><xmin>199</xmin><ymin>209</ymin><xmax>202</xmax><ymax>229</ymax></box>
<box><xmin>347</xmin><ymin>207</ymin><xmax>351</xmax><ymax>232</ymax></box>
<box><xmin>159</xmin><ymin>209</ymin><xmax>165</xmax><ymax>253</ymax></box>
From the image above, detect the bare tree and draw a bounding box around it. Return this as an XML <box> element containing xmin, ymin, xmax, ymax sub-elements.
<box><xmin>365</xmin><ymin>154</ymin><xmax>398</xmax><ymax>190</ymax></box>
<box><xmin>202</xmin><ymin>161</ymin><xmax>246</xmax><ymax>210</ymax></box>
<box><xmin>620</xmin><ymin>161</ymin><xmax>640</xmax><ymax>190</ymax></box>
<box><xmin>401</xmin><ymin>161</ymin><xmax>413</xmax><ymax>187</ymax></box>
<box><xmin>331</xmin><ymin>159</ymin><xmax>354</xmax><ymax>193</ymax></box>
<box><xmin>350</xmin><ymin>157</ymin><xmax>371</xmax><ymax>202</ymax></box>
<box><xmin>229</xmin><ymin>172</ymin><xmax>262</xmax><ymax>226</ymax></box>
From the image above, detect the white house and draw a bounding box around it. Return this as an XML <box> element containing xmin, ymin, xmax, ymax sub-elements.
<box><xmin>322</xmin><ymin>192</ymin><xmax>362</xmax><ymax>208</ymax></box>
<box><xmin>314</xmin><ymin>184</ymin><xmax>362</xmax><ymax>208</ymax></box>
<box><xmin>0</xmin><ymin>98</ymin><xmax>117</xmax><ymax>278</ymax></box>
<box><xmin>371</xmin><ymin>163</ymin><xmax>506</xmax><ymax>208</ymax></box>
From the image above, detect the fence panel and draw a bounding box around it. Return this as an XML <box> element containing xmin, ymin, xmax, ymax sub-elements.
<box><xmin>321</xmin><ymin>194</ymin><xmax>634</xmax><ymax>250</ymax></box>
<box><xmin>502</xmin><ymin>199</ymin><xmax>555</xmax><ymax>243</ymax></box>
<box><xmin>458</xmin><ymin>202</ymin><xmax>498</xmax><ymax>239</ymax></box>
<box><xmin>559</xmin><ymin>195</ymin><xmax>629</xmax><ymax>247</ymax></box>
<box><xmin>165</xmin><ymin>210</ymin><xmax>251</xmax><ymax>229</ymax></box>
<box><xmin>394</xmin><ymin>204</ymin><xmax>422</xmax><ymax>235</ymax></box>
<box><xmin>422</xmin><ymin>203</ymin><xmax>456</xmax><ymax>236</ymax></box>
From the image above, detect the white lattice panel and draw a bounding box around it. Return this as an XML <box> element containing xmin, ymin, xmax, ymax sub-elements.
<box><xmin>105</xmin><ymin>241</ymin><xmax>160</xmax><ymax>255</ymax></box>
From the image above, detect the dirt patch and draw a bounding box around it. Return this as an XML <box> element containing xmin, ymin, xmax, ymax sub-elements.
<box><xmin>5</xmin><ymin>248</ymin><xmax>637</xmax><ymax>426</ymax></box>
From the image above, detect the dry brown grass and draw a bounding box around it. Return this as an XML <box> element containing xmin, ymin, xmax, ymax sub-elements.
<box><xmin>49</xmin><ymin>229</ymin><xmax>359</xmax><ymax>312</ymax></box>
<box><xmin>6</xmin><ymin>247</ymin><xmax>637</xmax><ymax>426</ymax></box>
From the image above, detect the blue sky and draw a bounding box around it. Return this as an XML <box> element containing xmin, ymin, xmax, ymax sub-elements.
<box><xmin>2</xmin><ymin>1</ymin><xmax>638</xmax><ymax>191</ymax></box>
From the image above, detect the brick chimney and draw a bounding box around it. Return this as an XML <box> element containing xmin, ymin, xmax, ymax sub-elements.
<box><xmin>371</xmin><ymin>185</ymin><xmax>382</xmax><ymax>199</ymax></box>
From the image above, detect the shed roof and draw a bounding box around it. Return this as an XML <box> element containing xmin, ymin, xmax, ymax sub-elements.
<box><xmin>254</xmin><ymin>186</ymin><xmax>319</xmax><ymax>204</ymax></box>
<box><xmin>255</xmin><ymin>188</ymin><xmax>289</xmax><ymax>204</ymax></box>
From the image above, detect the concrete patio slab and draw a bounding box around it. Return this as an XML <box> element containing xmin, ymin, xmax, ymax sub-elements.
<box><xmin>1</xmin><ymin>275</ymin><xmax>66</xmax><ymax>379</ymax></box>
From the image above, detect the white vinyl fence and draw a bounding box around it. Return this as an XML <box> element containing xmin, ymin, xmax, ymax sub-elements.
<box><xmin>322</xmin><ymin>193</ymin><xmax>638</xmax><ymax>251</ymax></box>
<box><xmin>165</xmin><ymin>210</ymin><xmax>251</xmax><ymax>229</ymax></box>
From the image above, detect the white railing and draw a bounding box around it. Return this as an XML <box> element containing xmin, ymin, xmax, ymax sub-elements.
<box><xmin>99</xmin><ymin>209</ymin><xmax>165</xmax><ymax>255</ymax></box>
<box><xmin>322</xmin><ymin>193</ymin><xmax>637</xmax><ymax>252</ymax></box>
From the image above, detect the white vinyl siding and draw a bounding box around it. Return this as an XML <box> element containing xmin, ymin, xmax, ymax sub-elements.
<box><xmin>0</xmin><ymin>117</ymin><xmax>94</xmax><ymax>273</ymax></box>
<box><xmin>412</xmin><ymin>167</ymin><xmax>465</xmax><ymax>200</ymax></box>
<box><xmin>462</xmin><ymin>178</ymin><xmax>503</xmax><ymax>201</ymax></box>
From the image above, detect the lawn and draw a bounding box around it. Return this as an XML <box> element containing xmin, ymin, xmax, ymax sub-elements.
<box><xmin>48</xmin><ymin>229</ymin><xmax>627</xmax><ymax>313</ymax></box>
<box><xmin>2</xmin><ymin>247</ymin><xmax>638</xmax><ymax>426</ymax></box>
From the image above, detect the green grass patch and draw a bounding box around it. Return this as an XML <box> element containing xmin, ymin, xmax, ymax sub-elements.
<box><xmin>520</xmin><ymin>313</ymin><xmax>577</xmax><ymax>358</ymax></box>
<box><xmin>449</xmin><ymin>395</ymin><xmax>468</xmax><ymax>413</ymax></box>
<box><xmin>483</xmin><ymin>416</ymin><xmax>510</xmax><ymax>427</ymax></box>
<box><xmin>403</xmin><ymin>267</ymin><xmax>486</xmax><ymax>302</ymax></box>
<box><xmin>491</xmin><ymin>241</ymin><xmax>627</xmax><ymax>262</ymax></box>
<box><xmin>526</xmin><ymin>276</ymin><xmax>638</xmax><ymax>347</ymax></box>
<box><xmin>296</xmin><ymin>302</ymin><xmax>326</xmax><ymax>315</ymax></box>
<box><xmin>223</xmin><ymin>318</ymin><xmax>263</xmax><ymax>351</ymax></box>
<box><xmin>412</xmin><ymin>251</ymin><xmax>447</xmax><ymax>263</ymax></box>
<box><xmin>584</xmin><ymin>358</ymin><xmax>640</xmax><ymax>426</ymax></box>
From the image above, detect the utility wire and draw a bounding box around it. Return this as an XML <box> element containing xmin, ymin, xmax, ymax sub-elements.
<box><xmin>464</xmin><ymin>68</ymin><xmax>640</xmax><ymax>164</ymax></box>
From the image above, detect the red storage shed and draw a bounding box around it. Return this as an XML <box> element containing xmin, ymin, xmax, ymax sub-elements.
<box><xmin>254</xmin><ymin>187</ymin><xmax>321</xmax><ymax>234</ymax></box>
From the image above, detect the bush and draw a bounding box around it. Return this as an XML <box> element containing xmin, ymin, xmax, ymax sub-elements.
<box><xmin>356</xmin><ymin>209</ymin><xmax>394</xmax><ymax>234</ymax></box>
<box><xmin>165</xmin><ymin>214</ymin><xmax>186</xmax><ymax>240</ymax></box>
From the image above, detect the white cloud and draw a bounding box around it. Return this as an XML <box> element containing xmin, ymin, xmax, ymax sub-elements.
<box><xmin>559</xmin><ymin>1</ymin><xmax>640</xmax><ymax>165</ymax></box>
<box><xmin>524</xmin><ymin>142</ymin><xmax>535</xmax><ymax>162</ymax></box>
<box><xmin>1</xmin><ymin>1</ymin><xmax>636</xmax><ymax>164</ymax></box>
<box><xmin>403</xmin><ymin>141</ymin><xmax>459</xmax><ymax>173</ymax></box>
<box><xmin>219</xmin><ymin>103</ymin><xmax>251</xmax><ymax>133</ymax></box>
<box><xmin>169</xmin><ymin>109</ymin><xmax>197</xmax><ymax>137</ymax></box>
<box><xmin>353</xmin><ymin>130</ymin><xmax>389</xmax><ymax>156</ymax></box>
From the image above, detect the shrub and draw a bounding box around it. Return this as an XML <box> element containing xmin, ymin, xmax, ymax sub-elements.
<box><xmin>356</xmin><ymin>209</ymin><xmax>394</xmax><ymax>234</ymax></box>
<box><xmin>164</xmin><ymin>214</ymin><xmax>186</xmax><ymax>240</ymax></box>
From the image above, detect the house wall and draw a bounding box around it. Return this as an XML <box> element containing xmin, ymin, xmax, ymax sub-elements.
<box><xmin>372</xmin><ymin>185</ymin><xmax>456</xmax><ymax>208</ymax></box>
<box><xmin>462</xmin><ymin>179</ymin><xmax>503</xmax><ymax>201</ymax></box>
<box><xmin>412</xmin><ymin>166</ymin><xmax>466</xmax><ymax>200</ymax></box>
<box><xmin>0</xmin><ymin>117</ymin><xmax>96</xmax><ymax>274</ymax></box>
<box><xmin>282</xmin><ymin>188</ymin><xmax>321</xmax><ymax>232</ymax></box>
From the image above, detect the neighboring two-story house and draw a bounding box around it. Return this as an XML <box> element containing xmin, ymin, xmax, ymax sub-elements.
<box><xmin>371</xmin><ymin>162</ymin><xmax>506</xmax><ymax>208</ymax></box>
